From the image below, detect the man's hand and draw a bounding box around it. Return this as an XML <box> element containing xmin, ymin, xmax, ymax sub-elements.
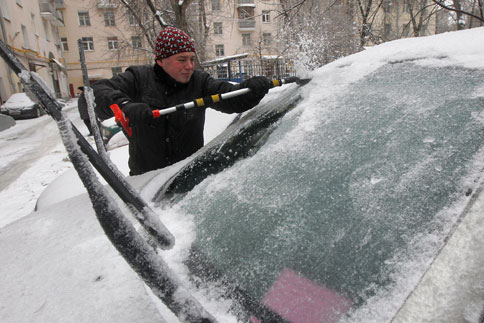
<box><xmin>240</xmin><ymin>76</ymin><xmax>273</xmax><ymax>99</ymax></box>
<box><xmin>121</xmin><ymin>102</ymin><xmax>153</xmax><ymax>127</ymax></box>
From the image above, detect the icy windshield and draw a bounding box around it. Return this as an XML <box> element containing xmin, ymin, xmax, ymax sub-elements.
<box><xmin>168</xmin><ymin>62</ymin><xmax>484</xmax><ymax>321</ymax></box>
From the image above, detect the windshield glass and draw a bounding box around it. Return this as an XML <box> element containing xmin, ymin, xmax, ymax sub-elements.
<box><xmin>166</xmin><ymin>62</ymin><xmax>484</xmax><ymax>321</ymax></box>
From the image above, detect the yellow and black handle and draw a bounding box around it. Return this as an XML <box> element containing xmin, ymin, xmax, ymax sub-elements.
<box><xmin>111</xmin><ymin>76</ymin><xmax>309</xmax><ymax>137</ymax></box>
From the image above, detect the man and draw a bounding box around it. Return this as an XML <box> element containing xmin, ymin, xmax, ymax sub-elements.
<box><xmin>93</xmin><ymin>26</ymin><xmax>272</xmax><ymax>175</ymax></box>
<box><xmin>77</xmin><ymin>87</ymin><xmax>93</xmax><ymax>136</ymax></box>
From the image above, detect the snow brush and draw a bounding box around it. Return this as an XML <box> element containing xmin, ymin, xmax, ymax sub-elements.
<box><xmin>110</xmin><ymin>76</ymin><xmax>310</xmax><ymax>137</ymax></box>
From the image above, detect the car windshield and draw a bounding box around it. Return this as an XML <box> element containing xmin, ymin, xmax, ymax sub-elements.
<box><xmin>154</xmin><ymin>61</ymin><xmax>484</xmax><ymax>321</ymax></box>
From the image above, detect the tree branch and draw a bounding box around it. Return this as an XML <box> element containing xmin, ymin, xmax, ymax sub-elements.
<box><xmin>432</xmin><ymin>0</ymin><xmax>484</xmax><ymax>22</ymax></box>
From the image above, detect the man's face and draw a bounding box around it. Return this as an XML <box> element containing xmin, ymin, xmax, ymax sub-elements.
<box><xmin>157</xmin><ymin>52</ymin><xmax>196</xmax><ymax>84</ymax></box>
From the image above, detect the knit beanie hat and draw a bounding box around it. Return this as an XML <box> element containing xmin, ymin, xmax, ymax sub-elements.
<box><xmin>155</xmin><ymin>27</ymin><xmax>195</xmax><ymax>60</ymax></box>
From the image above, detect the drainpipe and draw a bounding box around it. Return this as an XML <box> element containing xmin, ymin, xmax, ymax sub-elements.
<box><xmin>0</xmin><ymin>6</ymin><xmax>17</xmax><ymax>95</ymax></box>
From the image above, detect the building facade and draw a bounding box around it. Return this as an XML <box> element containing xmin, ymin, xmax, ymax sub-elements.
<box><xmin>199</xmin><ymin>0</ymin><xmax>293</xmax><ymax>81</ymax></box>
<box><xmin>0</xmin><ymin>0</ymin><xmax>69</xmax><ymax>103</ymax></box>
<box><xmin>58</xmin><ymin>0</ymin><xmax>152</xmax><ymax>97</ymax></box>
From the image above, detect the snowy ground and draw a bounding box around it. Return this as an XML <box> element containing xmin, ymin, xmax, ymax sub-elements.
<box><xmin>0</xmin><ymin>104</ymin><xmax>82</xmax><ymax>228</ymax></box>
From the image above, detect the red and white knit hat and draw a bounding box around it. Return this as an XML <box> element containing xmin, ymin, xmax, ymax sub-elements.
<box><xmin>155</xmin><ymin>27</ymin><xmax>195</xmax><ymax>60</ymax></box>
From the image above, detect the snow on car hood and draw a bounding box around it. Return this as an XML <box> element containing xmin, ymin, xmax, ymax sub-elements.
<box><xmin>2</xmin><ymin>93</ymin><xmax>36</xmax><ymax>110</ymax></box>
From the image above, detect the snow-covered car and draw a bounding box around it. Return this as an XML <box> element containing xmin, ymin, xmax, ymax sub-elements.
<box><xmin>0</xmin><ymin>92</ymin><xmax>46</xmax><ymax>119</ymax></box>
<box><xmin>148</xmin><ymin>28</ymin><xmax>484</xmax><ymax>322</ymax></box>
<box><xmin>1</xmin><ymin>28</ymin><xmax>484</xmax><ymax>323</ymax></box>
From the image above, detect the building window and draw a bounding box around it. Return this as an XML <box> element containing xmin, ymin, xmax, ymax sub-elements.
<box><xmin>131</xmin><ymin>36</ymin><xmax>142</xmax><ymax>48</ymax></box>
<box><xmin>21</xmin><ymin>25</ymin><xmax>30</xmax><ymax>49</ymax></box>
<box><xmin>262</xmin><ymin>11</ymin><xmax>270</xmax><ymax>23</ymax></box>
<box><xmin>112</xmin><ymin>67</ymin><xmax>122</xmax><ymax>76</ymax></box>
<box><xmin>403</xmin><ymin>0</ymin><xmax>410</xmax><ymax>13</ymax></box>
<box><xmin>212</xmin><ymin>0</ymin><xmax>221</xmax><ymax>11</ymax></box>
<box><xmin>104</xmin><ymin>11</ymin><xmax>115</xmax><ymax>26</ymax></box>
<box><xmin>263</xmin><ymin>33</ymin><xmax>272</xmax><ymax>45</ymax></box>
<box><xmin>383</xmin><ymin>0</ymin><xmax>392</xmax><ymax>13</ymax></box>
<box><xmin>215</xmin><ymin>44</ymin><xmax>224</xmax><ymax>56</ymax></box>
<box><xmin>214</xmin><ymin>22</ymin><xmax>222</xmax><ymax>35</ymax></box>
<box><xmin>0</xmin><ymin>0</ymin><xmax>9</xmax><ymax>20</ymax></box>
<box><xmin>384</xmin><ymin>23</ymin><xmax>392</xmax><ymax>37</ymax></box>
<box><xmin>128</xmin><ymin>12</ymin><xmax>138</xmax><ymax>26</ymax></box>
<box><xmin>107</xmin><ymin>36</ymin><xmax>118</xmax><ymax>50</ymax></box>
<box><xmin>242</xmin><ymin>33</ymin><xmax>251</xmax><ymax>46</ymax></box>
<box><xmin>78</xmin><ymin>11</ymin><xmax>91</xmax><ymax>26</ymax></box>
<box><xmin>61</xmin><ymin>37</ymin><xmax>69</xmax><ymax>51</ymax></box>
<box><xmin>51</xmin><ymin>25</ymin><xmax>58</xmax><ymax>43</ymax></box>
<box><xmin>43</xmin><ymin>20</ymin><xmax>51</xmax><ymax>41</ymax></box>
<box><xmin>81</xmin><ymin>37</ymin><xmax>94</xmax><ymax>51</ymax></box>
<box><xmin>29</xmin><ymin>62</ymin><xmax>37</xmax><ymax>72</ymax></box>
<box><xmin>239</xmin><ymin>7</ymin><xmax>254</xmax><ymax>20</ymax></box>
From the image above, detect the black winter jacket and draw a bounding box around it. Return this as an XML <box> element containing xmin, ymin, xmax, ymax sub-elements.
<box><xmin>93</xmin><ymin>64</ymin><xmax>262</xmax><ymax>175</ymax></box>
<box><xmin>77</xmin><ymin>92</ymin><xmax>89</xmax><ymax>120</ymax></box>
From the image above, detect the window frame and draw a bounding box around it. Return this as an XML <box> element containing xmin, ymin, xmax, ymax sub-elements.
<box><xmin>211</xmin><ymin>0</ymin><xmax>221</xmax><ymax>11</ymax></box>
<box><xmin>262</xmin><ymin>10</ymin><xmax>270</xmax><ymax>23</ymax></box>
<box><xmin>104</xmin><ymin>10</ymin><xmax>115</xmax><ymax>26</ymax></box>
<box><xmin>21</xmin><ymin>25</ymin><xmax>30</xmax><ymax>49</ymax></box>
<box><xmin>78</xmin><ymin>11</ymin><xmax>91</xmax><ymax>26</ymax></box>
<box><xmin>214</xmin><ymin>22</ymin><xmax>223</xmax><ymax>35</ymax></box>
<box><xmin>107</xmin><ymin>36</ymin><xmax>118</xmax><ymax>50</ymax></box>
<box><xmin>215</xmin><ymin>44</ymin><xmax>224</xmax><ymax>56</ymax></box>
<box><xmin>263</xmin><ymin>33</ymin><xmax>271</xmax><ymax>45</ymax></box>
<box><xmin>131</xmin><ymin>36</ymin><xmax>142</xmax><ymax>48</ymax></box>
<box><xmin>128</xmin><ymin>12</ymin><xmax>138</xmax><ymax>26</ymax></box>
<box><xmin>81</xmin><ymin>36</ymin><xmax>94</xmax><ymax>51</ymax></box>
<box><xmin>61</xmin><ymin>37</ymin><xmax>69</xmax><ymax>51</ymax></box>
<box><xmin>242</xmin><ymin>33</ymin><xmax>251</xmax><ymax>46</ymax></box>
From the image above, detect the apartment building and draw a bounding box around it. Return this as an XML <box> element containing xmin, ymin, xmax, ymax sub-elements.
<box><xmin>58</xmin><ymin>0</ymin><xmax>152</xmax><ymax>97</ymax></box>
<box><xmin>0</xmin><ymin>0</ymin><xmax>69</xmax><ymax>103</ymax></box>
<box><xmin>200</xmin><ymin>0</ymin><xmax>293</xmax><ymax>80</ymax></box>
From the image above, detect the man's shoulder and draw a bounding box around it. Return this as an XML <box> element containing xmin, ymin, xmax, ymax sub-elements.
<box><xmin>127</xmin><ymin>65</ymin><xmax>154</xmax><ymax>73</ymax></box>
<box><xmin>193</xmin><ymin>69</ymin><xmax>212</xmax><ymax>79</ymax></box>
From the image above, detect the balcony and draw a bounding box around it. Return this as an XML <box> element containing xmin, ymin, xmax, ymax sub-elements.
<box><xmin>98</xmin><ymin>0</ymin><xmax>118</xmax><ymax>8</ymax></box>
<box><xmin>39</xmin><ymin>2</ymin><xmax>64</xmax><ymax>26</ymax></box>
<box><xmin>238</xmin><ymin>0</ymin><xmax>255</xmax><ymax>7</ymax></box>
<box><xmin>238</xmin><ymin>19</ymin><xmax>256</xmax><ymax>30</ymax></box>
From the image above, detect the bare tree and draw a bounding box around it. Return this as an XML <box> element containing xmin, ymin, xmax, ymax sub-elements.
<box><xmin>432</xmin><ymin>0</ymin><xmax>484</xmax><ymax>28</ymax></box>
<box><xmin>353</xmin><ymin>0</ymin><xmax>386</xmax><ymax>47</ymax></box>
<box><xmin>405</xmin><ymin>1</ymin><xmax>441</xmax><ymax>37</ymax></box>
<box><xmin>112</xmin><ymin>0</ymin><xmax>211</xmax><ymax>64</ymax></box>
<box><xmin>276</xmin><ymin>0</ymin><xmax>359</xmax><ymax>70</ymax></box>
<box><xmin>118</xmin><ymin>0</ymin><xmax>157</xmax><ymax>49</ymax></box>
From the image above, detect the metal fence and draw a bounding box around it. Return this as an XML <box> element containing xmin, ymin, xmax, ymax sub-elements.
<box><xmin>202</xmin><ymin>58</ymin><xmax>296</xmax><ymax>83</ymax></box>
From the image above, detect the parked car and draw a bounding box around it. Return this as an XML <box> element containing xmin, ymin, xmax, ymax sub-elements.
<box><xmin>0</xmin><ymin>92</ymin><xmax>46</xmax><ymax>119</ymax></box>
<box><xmin>1</xmin><ymin>28</ymin><xmax>484</xmax><ymax>323</ymax></box>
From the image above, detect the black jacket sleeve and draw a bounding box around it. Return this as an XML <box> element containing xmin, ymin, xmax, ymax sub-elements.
<box><xmin>92</xmin><ymin>68</ymin><xmax>139</xmax><ymax>120</ymax></box>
